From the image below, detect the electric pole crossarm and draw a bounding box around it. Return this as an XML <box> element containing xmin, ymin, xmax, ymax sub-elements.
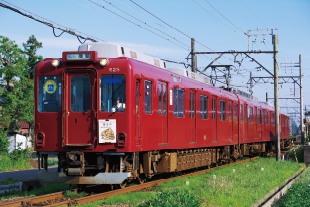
<box><xmin>199</xmin><ymin>54</ymin><xmax>223</xmax><ymax>74</ymax></box>
<box><xmin>244</xmin><ymin>53</ymin><xmax>274</xmax><ymax>76</ymax></box>
<box><xmin>193</xmin><ymin>51</ymin><xmax>276</xmax><ymax>54</ymax></box>
<box><xmin>249</xmin><ymin>76</ymin><xmax>301</xmax><ymax>86</ymax></box>
<box><xmin>268</xmin><ymin>97</ymin><xmax>300</xmax><ymax>100</ymax></box>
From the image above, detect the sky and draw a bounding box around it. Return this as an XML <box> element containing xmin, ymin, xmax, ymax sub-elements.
<box><xmin>1</xmin><ymin>0</ymin><xmax>309</xmax><ymax>123</ymax></box>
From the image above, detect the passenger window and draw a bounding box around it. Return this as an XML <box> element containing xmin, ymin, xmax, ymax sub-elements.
<box><xmin>249</xmin><ymin>107</ymin><xmax>253</xmax><ymax>123</ymax></box>
<box><xmin>145</xmin><ymin>81</ymin><xmax>152</xmax><ymax>114</ymax></box>
<box><xmin>220</xmin><ymin>100</ymin><xmax>226</xmax><ymax>121</ymax></box>
<box><xmin>159</xmin><ymin>84</ymin><xmax>162</xmax><ymax>115</ymax></box>
<box><xmin>240</xmin><ymin>104</ymin><xmax>243</xmax><ymax>122</ymax></box>
<box><xmin>100</xmin><ymin>75</ymin><xmax>126</xmax><ymax>112</ymax></box>
<box><xmin>178</xmin><ymin>89</ymin><xmax>184</xmax><ymax>117</ymax></box>
<box><xmin>235</xmin><ymin>104</ymin><xmax>238</xmax><ymax>123</ymax></box>
<box><xmin>173</xmin><ymin>88</ymin><xmax>184</xmax><ymax>118</ymax></box>
<box><xmin>163</xmin><ymin>84</ymin><xmax>167</xmax><ymax>115</ymax></box>
<box><xmin>71</xmin><ymin>76</ymin><xmax>90</xmax><ymax>112</ymax></box>
<box><xmin>38</xmin><ymin>76</ymin><xmax>62</xmax><ymax>112</ymax></box>
<box><xmin>212</xmin><ymin>98</ymin><xmax>216</xmax><ymax>120</ymax></box>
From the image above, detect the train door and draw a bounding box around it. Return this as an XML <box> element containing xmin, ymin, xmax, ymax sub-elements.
<box><xmin>159</xmin><ymin>82</ymin><xmax>168</xmax><ymax>144</ymax></box>
<box><xmin>211</xmin><ymin>96</ymin><xmax>217</xmax><ymax>142</ymax></box>
<box><xmin>229</xmin><ymin>101</ymin><xmax>233</xmax><ymax>142</ymax></box>
<box><xmin>262</xmin><ymin>109</ymin><xmax>265</xmax><ymax>140</ymax></box>
<box><xmin>244</xmin><ymin>104</ymin><xmax>248</xmax><ymax>141</ymax></box>
<box><xmin>189</xmin><ymin>90</ymin><xmax>196</xmax><ymax>143</ymax></box>
<box><xmin>63</xmin><ymin>70</ymin><xmax>96</xmax><ymax>147</ymax></box>
<box><xmin>135</xmin><ymin>79</ymin><xmax>141</xmax><ymax>145</ymax></box>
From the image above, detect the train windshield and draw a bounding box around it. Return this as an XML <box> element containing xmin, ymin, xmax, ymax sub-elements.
<box><xmin>100</xmin><ymin>75</ymin><xmax>126</xmax><ymax>112</ymax></box>
<box><xmin>38</xmin><ymin>76</ymin><xmax>62</xmax><ymax>112</ymax></box>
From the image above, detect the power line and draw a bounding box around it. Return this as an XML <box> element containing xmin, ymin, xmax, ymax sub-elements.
<box><xmin>0</xmin><ymin>0</ymin><xmax>191</xmax><ymax>67</ymax></box>
<box><xmin>227</xmin><ymin>0</ymin><xmax>258</xmax><ymax>28</ymax></box>
<box><xmin>87</xmin><ymin>0</ymin><xmax>190</xmax><ymax>51</ymax></box>
<box><xmin>0</xmin><ymin>0</ymin><xmax>105</xmax><ymax>44</ymax></box>
<box><xmin>192</xmin><ymin>0</ymin><xmax>237</xmax><ymax>33</ymax></box>
<box><xmin>129</xmin><ymin>0</ymin><xmax>214</xmax><ymax>52</ymax></box>
<box><xmin>204</xmin><ymin>0</ymin><xmax>248</xmax><ymax>36</ymax></box>
<box><xmin>240</xmin><ymin>0</ymin><xmax>268</xmax><ymax>28</ymax></box>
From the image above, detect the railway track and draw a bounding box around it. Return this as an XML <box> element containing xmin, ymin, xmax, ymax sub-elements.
<box><xmin>0</xmin><ymin>157</ymin><xmax>259</xmax><ymax>207</ymax></box>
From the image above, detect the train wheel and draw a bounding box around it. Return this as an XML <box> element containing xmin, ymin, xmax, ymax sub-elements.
<box><xmin>119</xmin><ymin>181</ymin><xmax>127</xmax><ymax>189</ymax></box>
<box><xmin>137</xmin><ymin>177</ymin><xmax>146</xmax><ymax>184</ymax></box>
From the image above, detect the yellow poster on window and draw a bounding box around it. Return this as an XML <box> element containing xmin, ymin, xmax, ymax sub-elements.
<box><xmin>45</xmin><ymin>80</ymin><xmax>57</xmax><ymax>94</ymax></box>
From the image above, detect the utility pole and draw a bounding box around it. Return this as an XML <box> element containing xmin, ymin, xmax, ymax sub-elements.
<box><xmin>191</xmin><ymin>38</ymin><xmax>196</xmax><ymax>72</ymax></box>
<box><xmin>300</xmin><ymin>54</ymin><xmax>304</xmax><ymax>144</ymax></box>
<box><xmin>249</xmin><ymin>72</ymin><xmax>253</xmax><ymax>95</ymax></box>
<box><xmin>273</xmin><ymin>34</ymin><xmax>280</xmax><ymax>161</ymax></box>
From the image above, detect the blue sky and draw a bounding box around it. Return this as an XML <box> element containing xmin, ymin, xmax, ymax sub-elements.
<box><xmin>1</xmin><ymin>0</ymin><xmax>309</xmax><ymax>122</ymax></box>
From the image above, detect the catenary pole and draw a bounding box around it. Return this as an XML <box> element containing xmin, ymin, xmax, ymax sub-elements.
<box><xmin>300</xmin><ymin>54</ymin><xmax>304</xmax><ymax>144</ymax></box>
<box><xmin>191</xmin><ymin>38</ymin><xmax>196</xmax><ymax>72</ymax></box>
<box><xmin>273</xmin><ymin>35</ymin><xmax>280</xmax><ymax>161</ymax></box>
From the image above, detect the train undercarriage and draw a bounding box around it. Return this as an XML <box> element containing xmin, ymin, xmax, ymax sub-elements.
<box><xmin>38</xmin><ymin>140</ymin><xmax>288</xmax><ymax>187</ymax></box>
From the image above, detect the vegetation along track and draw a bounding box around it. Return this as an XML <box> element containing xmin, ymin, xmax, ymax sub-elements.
<box><xmin>0</xmin><ymin>157</ymin><xmax>259</xmax><ymax>207</ymax></box>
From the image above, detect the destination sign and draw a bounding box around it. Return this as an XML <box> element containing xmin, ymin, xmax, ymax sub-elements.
<box><xmin>67</xmin><ymin>53</ymin><xmax>91</xmax><ymax>60</ymax></box>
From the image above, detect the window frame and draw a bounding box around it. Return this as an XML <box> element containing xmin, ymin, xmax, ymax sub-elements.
<box><xmin>200</xmin><ymin>95</ymin><xmax>208</xmax><ymax>120</ymax></box>
<box><xmin>145</xmin><ymin>80</ymin><xmax>152</xmax><ymax>114</ymax></box>
<box><xmin>173</xmin><ymin>87</ymin><xmax>184</xmax><ymax>118</ymax></box>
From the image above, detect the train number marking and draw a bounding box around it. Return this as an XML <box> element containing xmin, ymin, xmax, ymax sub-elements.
<box><xmin>109</xmin><ymin>68</ymin><xmax>120</xmax><ymax>72</ymax></box>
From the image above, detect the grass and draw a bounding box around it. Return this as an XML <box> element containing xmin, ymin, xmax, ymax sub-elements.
<box><xmin>79</xmin><ymin>157</ymin><xmax>303</xmax><ymax>207</ymax></box>
<box><xmin>274</xmin><ymin>167</ymin><xmax>310</xmax><ymax>207</ymax></box>
<box><xmin>0</xmin><ymin>177</ymin><xmax>23</xmax><ymax>185</ymax></box>
<box><xmin>63</xmin><ymin>190</ymin><xmax>88</xmax><ymax>198</ymax></box>
<box><xmin>0</xmin><ymin>154</ymin><xmax>32</xmax><ymax>172</ymax></box>
<box><xmin>0</xmin><ymin>183</ymin><xmax>78</xmax><ymax>201</ymax></box>
<box><xmin>47</xmin><ymin>157</ymin><xmax>58</xmax><ymax>166</ymax></box>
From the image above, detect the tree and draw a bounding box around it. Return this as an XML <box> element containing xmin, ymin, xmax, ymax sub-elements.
<box><xmin>22</xmin><ymin>35</ymin><xmax>43</xmax><ymax>137</ymax></box>
<box><xmin>0</xmin><ymin>35</ymin><xmax>42</xmax><ymax>153</ymax></box>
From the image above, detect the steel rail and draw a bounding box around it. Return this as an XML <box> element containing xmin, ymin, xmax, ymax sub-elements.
<box><xmin>0</xmin><ymin>189</ymin><xmax>78</xmax><ymax>207</ymax></box>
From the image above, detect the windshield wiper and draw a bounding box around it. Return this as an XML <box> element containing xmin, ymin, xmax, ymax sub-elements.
<box><xmin>108</xmin><ymin>111</ymin><xmax>116</xmax><ymax>117</ymax></box>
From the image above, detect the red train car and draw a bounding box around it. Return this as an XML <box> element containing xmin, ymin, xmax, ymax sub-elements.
<box><xmin>35</xmin><ymin>42</ymin><xmax>289</xmax><ymax>186</ymax></box>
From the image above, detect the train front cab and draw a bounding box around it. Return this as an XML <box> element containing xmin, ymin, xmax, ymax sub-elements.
<box><xmin>35</xmin><ymin>52</ymin><xmax>138</xmax><ymax>185</ymax></box>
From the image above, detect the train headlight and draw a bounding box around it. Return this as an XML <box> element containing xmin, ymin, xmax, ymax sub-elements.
<box><xmin>99</xmin><ymin>58</ymin><xmax>109</xmax><ymax>67</ymax></box>
<box><xmin>51</xmin><ymin>58</ymin><xmax>60</xmax><ymax>68</ymax></box>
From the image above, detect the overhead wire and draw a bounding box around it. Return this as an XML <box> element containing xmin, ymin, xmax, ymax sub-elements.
<box><xmin>203</xmin><ymin>0</ymin><xmax>248</xmax><ymax>36</ymax></box>
<box><xmin>129</xmin><ymin>0</ymin><xmax>214</xmax><ymax>52</ymax></box>
<box><xmin>0</xmin><ymin>0</ymin><xmax>105</xmax><ymax>43</ymax></box>
<box><xmin>87</xmin><ymin>0</ymin><xmax>190</xmax><ymax>51</ymax></box>
<box><xmin>240</xmin><ymin>0</ymin><xmax>268</xmax><ymax>28</ymax></box>
<box><xmin>192</xmin><ymin>0</ymin><xmax>237</xmax><ymax>34</ymax></box>
<box><xmin>0</xmin><ymin>0</ymin><xmax>189</xmax><ymax>66</ymax></box>
<box><xmin>227</xmin><ymin>0</ymin><xmax>258</xmax><ymax>28</ymax></box>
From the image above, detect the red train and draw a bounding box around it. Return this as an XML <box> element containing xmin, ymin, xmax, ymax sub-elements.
<box><xmin>35</xmin><ymin>42</ymin><xmax>290</xmax><ymax>186</ymax></box>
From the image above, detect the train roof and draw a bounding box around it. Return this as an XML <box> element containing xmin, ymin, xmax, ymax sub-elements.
<box><xmin>77</xmin><ymin>42</ymin><xmax>287</xmax><ymax>116</ymax></box>
<box><xmin>78</xmin><ymin>42</ymin><xmax>167</xmax><ymax>69</ymax></box>
<box><xmin>78</xmin><ymin>42</ymin><xmax>212</xmax><ymax>85</ymax></box>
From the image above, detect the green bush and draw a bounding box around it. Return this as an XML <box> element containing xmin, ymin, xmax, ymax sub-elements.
<box><xmin>0</xmin><ymin>147</ymin><xmax>32</xmax><ymax>172</ymax></box>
